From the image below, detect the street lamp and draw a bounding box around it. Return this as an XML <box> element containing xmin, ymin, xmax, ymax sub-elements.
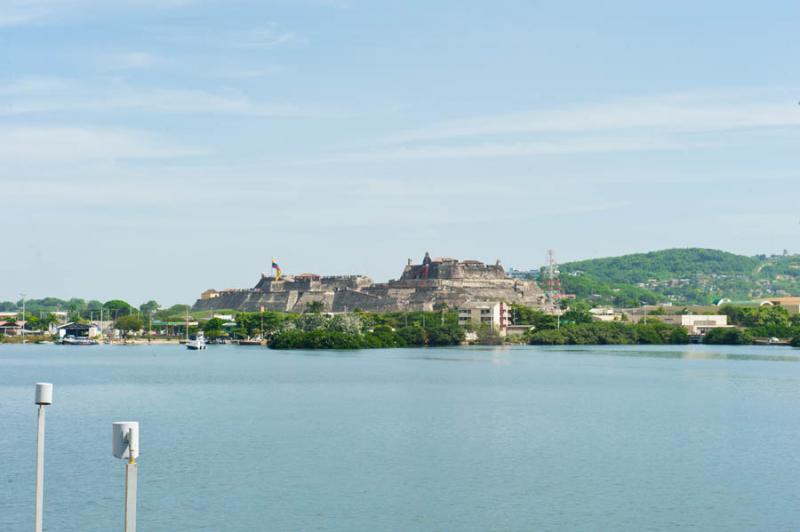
<box><xmin>34</xmin><ymin>383</ymin><xmax>53</xmax><ymax>532</ymax></box>
<box><xmin>112</xmin><ymin>421</ymin><xmax>140</xmax><ymax>532</ymax></box>
<box><xmin>20</xmin><ymin>293</ymin><xmax>26</xmax><ymax>344</ymax></box>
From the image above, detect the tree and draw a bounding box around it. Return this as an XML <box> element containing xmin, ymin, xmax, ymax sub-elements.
<box><xmin>476</xmin><ymin>324</ymin><xmax>503</xmax><ymax>345</ymax></box>
<box><xmin>104</xmin><ymin>300</ymin><xmax>134</xmax><ymax>317</ymax></box>
<box><xmin>202</xmin><ymin>317</ymin><xmax>227</xmax><ymax>340</ymax></box>
<box><xmin>669</xmin><ymin>327</ymin><xmax>690</xmax><ymax>344</ymax></box>
<box><xmin>425</xmin><ymin>323</ymin><xmax>465</xmax><ymax>346</ymax></box>
<box><xmin>305</xmin><ymin>301</ymin><xmax>325</xmax><ymax>314</ymax></box>
<box><xmin>115</xmin><ymin>315</ymin><xmax>143</xmax><ymax>338</ymax></box>
<box><xmin>561</xmin><ymin>301</ymin><xmax>593</xmax><ymax>325</ymax></box>
<box><xmin>511</xmin><ymin>304</ymin><xmax>559</xmax><ymax>330</ymax></box>
<box><xmin>139</xmin><ymin>300</ymin><xmax>160</xmax><ymax>315</ymax></box>
<box><xmin>397</xmin><ymin>325</ymin><xmax>427</xmax><ymax>346</ymax></box>
<box><xmin>296</xmin><ymin>313</ymin><xmax>329</xmax><ymax>331</ymax></box>
<box><xmin>328</xmin><ymin>314</ymin><xmax>363</xmax><ymax>335</ymax></box>
<box><xmin>703</xmin><ymin>327</ymin><xmax>752</xmax><ymax>345</ymax></box>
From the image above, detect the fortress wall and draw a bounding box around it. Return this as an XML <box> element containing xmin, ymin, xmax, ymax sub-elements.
<box><xmin>192</xmin><ymin>291</ymin><xmax>252</xmax><ymax>311</ymax></box>
<box><xmin>332</xmin><ymin>289</ymin><xmax>398</xmax><ymax>312</ymax></box>
<box><xmin>254</xmin><ymin>277</ymin><xmax>316</xmax><ymax>292</ymax></box>
<box><xmin>193</xmin><ymin>257</ymin><xmax>547</xmax><ymax>314</ymax></box>
<box><xmin>321</xmin><ymin>276</ymin><xmax>373</xmax><ymax>290</ymax></box>
<box><xmin>292</xmin><ymin>291</ymin><xmax>335</xmax><ymax>313</ymax></box>
<box><xmin>400</xmin><ymin>261</ymin><xmax>506</xmax><ymax>281</ymax></box>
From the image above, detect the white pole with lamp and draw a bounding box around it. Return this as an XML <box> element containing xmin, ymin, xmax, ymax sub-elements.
<box><xmin>112</xmin><ymin>421</ymin><xmax>140</xmax><ymax>532</ymax></box>
<box><xmin>34</xmin><ymin>383</ymin><xmax>53</xmax><ymax>532</ymax></box>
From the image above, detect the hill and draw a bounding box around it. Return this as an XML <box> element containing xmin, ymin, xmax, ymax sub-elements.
<box><xmin>558</xmin><ymin>248</ymin><xmax>800</xmax><ymax>306</ymax></box>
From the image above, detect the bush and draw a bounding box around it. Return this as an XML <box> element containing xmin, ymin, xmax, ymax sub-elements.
<box><xmin>528</xmin><ymin>329</ymin><xmax>568</xmax><ymax>345</ymax></box>
<box><xmin>528</xmin><ymin>321</ymin><xmax>688</xmax><ymax>345</ymax></box>
<box><xmin>669</xmin><ymin>327</ymin><xmax>690</xmax><ymax>344</ymax></box>
<box><xmin>397</xmin><ymin>325</ymin><xmax>426</xmax><ymax>346</ymax></box>
<box><xmin>702</xmin><ymin>328</ymin><xmax>753</xmax><ymax>345</ymax></box>
<box><xmin>268</xmin><ymin>319</ymin><xmax>465</xmax><ymax>350</ymax></box>
<box><xmin>426</xmin><ymin>323</ymin><xmax>465</xmax><ymax>346</ymax></box>
<box><xmin>270</xmin><ymin>329</ymin><xmax>365</xmax><ymax>349</ymax></box>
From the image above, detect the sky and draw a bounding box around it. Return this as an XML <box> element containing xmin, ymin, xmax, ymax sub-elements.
<box><xmin>2</xmin><ymin>0</ymin><xmax>800</xmax><ymax>305</ymax></box>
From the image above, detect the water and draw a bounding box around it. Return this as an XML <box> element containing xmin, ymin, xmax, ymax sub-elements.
<box><xmin>2</xmin><ymin>344</ymin><xmax>800</xmax><ymax>531</ymax></box>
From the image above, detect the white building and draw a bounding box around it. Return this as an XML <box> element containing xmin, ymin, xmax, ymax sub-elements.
<box><xmin>659</xmin><ymin>315</ymin><xmax>730</xmax><ymax>335</ymax></box>
<box><xmin>590</xmin><ymin>307</ymin><xmax>622</xmax><ymax>322</ymax></box>
<box><xmin>57</xmin><ymin>322</ymin><xmax>101</xmax><ymax>339</ymax></box>
<box><xmin>457</xmin><ymin>302</ymin><xmax>511</xmax><ymax>331</ymax></box>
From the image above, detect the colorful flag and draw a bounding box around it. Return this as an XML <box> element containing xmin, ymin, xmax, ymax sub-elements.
<box><xmin>272</xmin><ymin>259</ymin><xmax>282</xmax><ymax>281</ymax></box>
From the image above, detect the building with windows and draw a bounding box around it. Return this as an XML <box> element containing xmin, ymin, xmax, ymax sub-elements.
<box><xmin>658</xmin><ymin>315</ymin><xmax>730</xmax><ymax>335</ymax></box>
<box><xmin>456</xmin><ymin>302</ymin><xmax>512</xmax><ymax>331</ymax></box>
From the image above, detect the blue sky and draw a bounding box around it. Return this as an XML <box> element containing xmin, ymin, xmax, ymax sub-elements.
<box><xmin>2</xmin><ymin>0</ymin><xmax>800</xmax><ymax>305</ymax></box>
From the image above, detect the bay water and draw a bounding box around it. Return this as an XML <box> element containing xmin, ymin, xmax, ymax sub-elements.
<box><xmin>2</xmin><ymin>344</ymin><xmax>800</xmax><ymax>531</ymax></box>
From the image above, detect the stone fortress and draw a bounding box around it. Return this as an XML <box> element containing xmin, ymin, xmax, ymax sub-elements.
<box><xmin>193</xmin><ymin>252</ymin><xmax>547</xmax><ymax>313</ymax></box>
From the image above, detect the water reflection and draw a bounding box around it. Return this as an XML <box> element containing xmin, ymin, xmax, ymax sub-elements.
<box><xmin>400</xmin><ymin>344</ymin><xmax>800</xmax><ymax>364</ymax></box>
<box><xmin>551</xmin><ymin>345</ymin><xmax>800</xmax><ymax>363</ymax></box>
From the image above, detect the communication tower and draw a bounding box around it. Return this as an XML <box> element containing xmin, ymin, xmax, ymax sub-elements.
<box><xmin>545</xmin><ymin>249</ymin><xmax>562</xmax><ymax>311</ymax></box>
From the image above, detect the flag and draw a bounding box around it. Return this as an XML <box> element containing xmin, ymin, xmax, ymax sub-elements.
<box><xmin>272</xmin><ymin>259</ymin><xmax>282</xmax><ymax>281</ymax></box>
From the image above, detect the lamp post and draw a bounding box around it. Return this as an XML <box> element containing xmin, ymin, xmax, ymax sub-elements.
<box><xmin>34</xmin><ymin>383</ymin><xmax>53</xmax><ymax>532</ymax></box>
<box><xmin>112</xmin><ymin>421</ymin><xmax>139</xmax><ymax>532</ymax></box>
<box><xmin>21</xmin><ymin>293</ymin><xmax>26</xmax><ymax>344</ymax></box>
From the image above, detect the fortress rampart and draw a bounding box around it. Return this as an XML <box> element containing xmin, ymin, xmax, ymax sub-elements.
<box><xmin>192</xmin><ymin>253</ymin><xmax>546</xmax><ymax>313</ymax></box>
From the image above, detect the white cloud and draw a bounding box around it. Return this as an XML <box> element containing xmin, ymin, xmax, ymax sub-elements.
<box><xmin>235</xmin><ymin>26</ymin><xmax>295</xmax><ymax>48</ymax></box>
<box><xmin>316</xmin><ymin>87</ymin><xmax>800</xmax><ymax>162</ymax></box>
<box><xmin>386</xmin><ymin>89</ymin><xmax>800</xmax><ymax>144</ymax></box>
<box><xmin>0</xmin><ymin>0</ymin><xmax>194</xmax><ymax>27</ymax></box>
<box><xmin>101</xmin><ymin>51</ymin><xmax>164</xmax><ymax>70</ymax></box>
<box><xmin>0</xmin><ymin>125</ymin><xmax>202</xmax><ymax>166</ymax></box>
<box><xmin>320</xmin><ymin>135</ymin><xmax>700</xmax><ymax>162</ymax></box>
<box><xmin>0</xmin><ymin>12</ymin><xmax>40</xmax><ymax>26</ymax></box>
<box><xmin>0</xmin><ymin>78</ymin><xmax>330</xmax><ymax>117</ymax></box>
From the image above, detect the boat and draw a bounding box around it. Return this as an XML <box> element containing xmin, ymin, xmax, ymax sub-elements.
<box><xmin>186</xmin><ymin>332</ymin><xmax>207</xmax><ymax>350</ymax></box>
<box><xmin>237</xmin><ymin>339</ymin><xmax>264</xmax><ymax>346</ymax></box>
<box><xmin>754</xmin><ymin>337</ymin><xmax>791</xmax><ymax>346</ymax></box>
<box><xmin>61</xmin><ymin>336</ymin><xmax>99</xmax><ymax>346</ymax></box>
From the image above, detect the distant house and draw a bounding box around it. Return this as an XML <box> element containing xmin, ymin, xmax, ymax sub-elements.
<box><xmin>57</xmin><ymin>322</ymin><xmax>100</xmax><ymax>339</ymax></box>
<box><xmin>0</xmin><ymin>320</ymin><xmax>22</xmax><ymax>336</ymax></box>
<box><xmin>504</xmin><ymin>324</ymin><xmax>534</xmax><ymax>337</ymax></box>
<box><xmin>590</xmin><ymin>307</ymin><xmax>622</xmax><ymax>322</ymax></box>
<box><xmin>201</xmin><ymin>289</ymin><xmax>220</xmax><ymax>300</ymax></box>
<box><xmin>760</xmin><ymin>297</ymin><xmax>800</xmax><ymax>314</ymax></box>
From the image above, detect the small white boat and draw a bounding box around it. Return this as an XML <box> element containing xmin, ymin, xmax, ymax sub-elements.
<box><xmin>61</xmin><ymin>336</ymin><xmax>98</xmax><ymax>346</ymax></box>
<box><xmin>186</xmin><ymin>332</ymin><xmax>207</xmax><ymax>350</ymax></box>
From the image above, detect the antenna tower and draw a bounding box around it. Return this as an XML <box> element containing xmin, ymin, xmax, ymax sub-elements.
<box><xmin>546</xmin><ymin>249</ymin><xmax>561</xmax><ymax>311</ymax></box>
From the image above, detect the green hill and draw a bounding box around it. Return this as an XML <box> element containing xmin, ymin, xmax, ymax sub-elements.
<box><xmin>558</xmin><ymin>248</ymin><xmax>800</xmax><ymax>306</ymax></box>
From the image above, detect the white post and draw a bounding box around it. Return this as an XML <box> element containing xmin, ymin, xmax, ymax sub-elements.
<box><xmin>125</xmin><ymin>455</ymin><xmax>137</xmax><ymax>531</ymax></box>
<box><xmin>113</xmin><ymin>422</ymin><xmax>139</xmax><ymax>532</ymax></box>
<box><xmin>34</xmin><ymin>383</ymin><xmax>53</xmax><ymax>532</ymax></box>
<box><xmin>21</xmin><ymin>293</ymin><xmax>26</xmax><ymax>344</ymax></box>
